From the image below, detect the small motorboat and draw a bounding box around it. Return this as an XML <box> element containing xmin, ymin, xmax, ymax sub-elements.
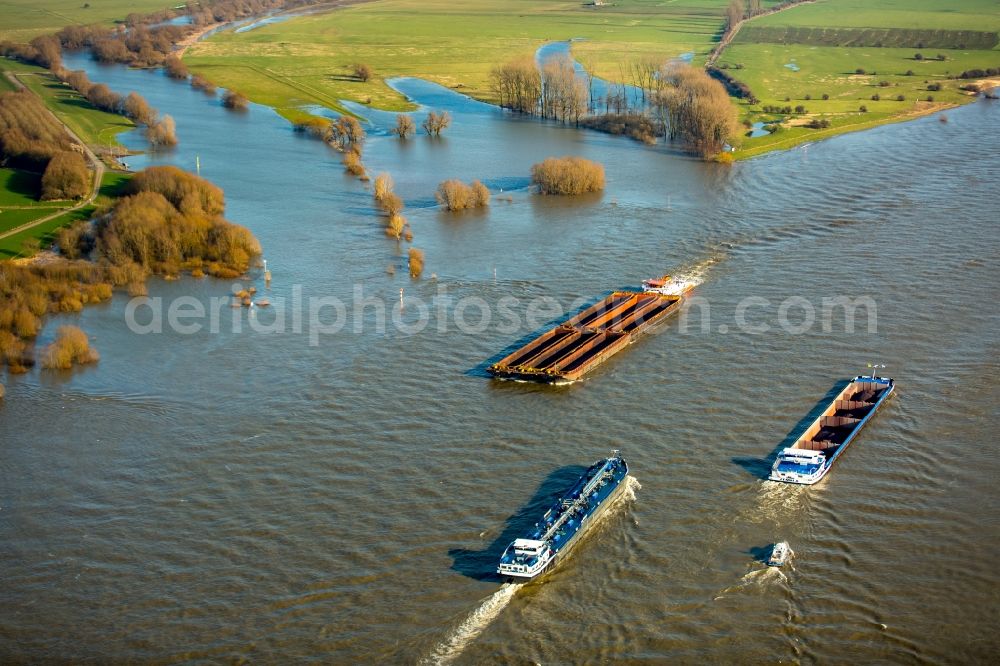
<box><xmin>768</xmin><ymin>541</ymin><xmax>791</xmax><ymax>567</ymax></box>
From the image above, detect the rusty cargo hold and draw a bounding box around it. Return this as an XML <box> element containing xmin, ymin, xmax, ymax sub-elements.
<box><xmin>487</xmin><ymin>290</ymin><xmax>684</xmax><ymax>383</ymax></box>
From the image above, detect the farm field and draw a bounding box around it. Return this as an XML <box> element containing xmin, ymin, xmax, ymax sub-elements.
<box><xmin>0</xmin><ymin>0</ymin><xmax>181</xmax><ymax>42</ymax></box>
<box><xmin>184</xmin><ymin>0</ymin><xmax>740</xmax><ymax>120</ymax></box>
<box><xmin>723</xmin><ymin>0</ymin><xmax>1000</xmax><ymax>156</ymax></box>
<box><xmin>748</xmin><ymin>0</ymin><xmax>1000</xmax><ymax>32</ymax></box>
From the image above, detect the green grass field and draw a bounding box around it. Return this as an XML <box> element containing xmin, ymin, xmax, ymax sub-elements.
<box><xmin>0</xmin><ymin>168</ymin><xmax>44</xmax><ymax>207</ymax></box>
<box><xmin>723</xmin><ymin>0</ymin><xmax>1000</xmax><ymax>157</ymax></box>
<box><xmin>0</xmin><ymin>0</ymin><xmax>182</xmax><ymax>42</ymax></box>
<box><xmin>0</xmin><ymin>206</ymin><xmax>95</xmax><ymax>259</ymax></box>
<box><xmin>185</xmin><ymin>0</ymin><xmax>735</xmax><ymax>120</ymax></box>
<box><xmin>748</xmin><ymin>0</ymin><xmax>1000</xmax><ymax>32</ymax></box>
<box><xmin>0</xmin><ymin>207</ymin><xmax>61</xmax><ymax>234</ymax></box>
<box><xmin>0</xmin><ymin>171</ymin><xmax>130</xmax><ymax>258</ymax></box>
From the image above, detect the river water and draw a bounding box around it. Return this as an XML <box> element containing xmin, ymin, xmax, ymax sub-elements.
<box><xmin>1</xmin><ymin>49</ymin><xmax>998</xmax><ymax>663</ymax></box>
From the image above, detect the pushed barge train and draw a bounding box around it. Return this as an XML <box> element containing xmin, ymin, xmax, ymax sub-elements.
<box><xmin>497</xmin><ymin>451</ymin><xmax>629</xmax><ymax>581</ymax></box>
<box><xmin>769</xmin><ymin>374</ymin><xmax>895</xmax><ymax>485</ymax></box>
<box><xmin>488</xmin><ymin>276</ymin><xmax>693</xmax><ymax>383</ymax></box>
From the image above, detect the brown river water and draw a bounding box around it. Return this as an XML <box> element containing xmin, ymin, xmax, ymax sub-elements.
<box><xmin>1</xmin><ymin>50</ymin><xmax>998</xmax><ymax>663</ymax></box>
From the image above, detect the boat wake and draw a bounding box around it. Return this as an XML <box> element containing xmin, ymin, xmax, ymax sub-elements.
<box><xmin>623</xmin><ymin>475</ymin><xmax>642</xmax><ymax>501</ymax></box>
<box><xmin>423</xmin><ymin>583</ymin><xmax>522</xmax><ymax>665</ymax></box>
<box><xmin>714</xmin><ymin>566</ymin><xmax>789</xmax><ymax>601</ymax></box>
<box><xmin>750</xmin><ymin>480</ymin><xmax>810</xmax><ymax>523</ymax></box>
<box><xmin>669</xmin><ymin>255</ymin><xmax>722</xmax><ymax>291</ymax></box>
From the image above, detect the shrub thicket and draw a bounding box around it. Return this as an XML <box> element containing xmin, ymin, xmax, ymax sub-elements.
<box><xmin>653</xmin><ymin>64</ymin><xmax>738</xmax><ymax>157</ymax></box>
<box><xmin>41</xmin><ymin>325</ymin><xmax>99</xmax><ymax>369</ymax></box>
<box><xmin>41</xmin><ymin>151</ymin><xmax>90</xmax><ymax>200</ymax></box>
<box><xmin>222</xmin><ymin>90</ymin><xmax>249</xmax><ymax>111</ymax></box>
<box><xmin>0</xmin><ymin>91</ymin><xmax>71</xmax><ymax>171</ymax></box>
<box><xmin>580</xmin><ymin>113</ymin><xmax>659</xmax><ymax>145</ymax></box>
<box><xmin>95</xmin><ymin>166</ymin><xmax>259</xmax><ymax>278</ymax></box>
<box><xmin>408</xmin><ymin>248</ymin><xmax>425</xmax><ymax>278</ymax></box>
<box><xmin>435</xmin><ymin>179</ymin><xmax>490</xmax><ymax>211</ymax></box>
<box><xmin>531</xmin><ymin>157</ymin><xmax>605</xmax><ymax>195</ymax></box>
<box><xmin>0</xmin><ymin>261</ymin><xmax>113</xmax><ymax>371</ymax></box>
<box><xmin>164</xmin><ymin>56</ymin><xmax>189</xmax><ymax>80</ymax></box>
<box><xmin>190</xmin><ymin>75</ymin><xmax>217</xmax><ymax>95</ymax></box>
<box><xmin>342</xmin><ymin>146</ymin><xmax>366</xmax><ymax>177</ymax></box>
<box><xmin>353</xmin><ymin>63</ymin><xmax>372</xmax><ymax>82</ymax></box>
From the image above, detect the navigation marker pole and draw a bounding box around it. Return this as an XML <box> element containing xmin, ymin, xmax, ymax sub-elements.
<box><xmin>196</xmin><ymin>155</ymin><xmax>201</xmax><ymax>176</ymax></box>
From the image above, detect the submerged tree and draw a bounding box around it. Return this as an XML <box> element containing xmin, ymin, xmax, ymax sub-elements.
<box><xmin>489</xmin><ymin>56</ymin><xmax>542</xmax><ymax>114</ymax></box>
<box><xmin>435</xmin><ymin>179</ymin><xmax>490</xmax><ymax>211</ymax></box>
<box><xmin>530</xmin><ymin>156</ymin><xmax>605</xmax><ymax>195</ymax></box>
<box><xmin>422</xmin><ymin>110</ymin><xmax>451</xmax><ymax>136</ymax></box>
<box><xmin>392</xmin><ymin>114</ymin><xmax>415</xmax><ymax>138</ymax></box>
<box><xmin>41</xmin><ymin>325</ymin><xmax>99</xmax><ymax>369</ymax></box>
<box><xmin>408</xmin><ymin>248</ymin><xmax>425</xmax><ymax>278</ymax></box>
<box><xmin>653</xmin><ymin>64</ymin><xmax>738</xmax><ymax>158</ymax></box>
<box><xmin>222</xmin><ymin>90</ymin><xmax>249</xmax><ymax>111</ymax></box>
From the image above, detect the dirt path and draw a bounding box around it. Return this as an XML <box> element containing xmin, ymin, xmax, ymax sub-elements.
<box><xmin>0</xmin><ymin>72</ymin><xmax>106</xmax><ymax>245</ymax></box>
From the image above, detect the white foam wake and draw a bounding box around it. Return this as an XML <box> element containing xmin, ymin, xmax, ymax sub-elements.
<box><xmin>751</xmin><ymin>480</ymin><xmax>809</xmax><ymax>523</ymax></box>
<box><xmin>671</xmin><ymin>255</ymin><xmax>722</xmax><ymax>290</ymax></box>
<box><xmin>714</xmin><ymin>565</ymin><xmax>788</xmax><ymax>601</ymax></box>
<box><xmin>423</xmin><ymin>583</ymin><xmax>521</xmax><ymax>665</ymax></box>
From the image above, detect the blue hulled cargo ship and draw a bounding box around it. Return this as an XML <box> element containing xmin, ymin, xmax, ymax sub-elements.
<box><xmin>497</xmin><ymin>451</ymin><xmax>629</xmax><ymax>581</ymax></box>
<box><xmin>769</xmin><ymin>374</ymin><xmax>895</xmax><ymax>485</ymax></box>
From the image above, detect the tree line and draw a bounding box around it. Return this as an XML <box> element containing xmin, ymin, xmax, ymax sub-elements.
<box><xmin>490</xmin><ymin>54</ymin><xmax>589</xmax><ymax>124</ymax></box>
<box><xmin>488</xmin><ymin>50</ymin><xmax>739</xmax><ymax>157</ymax></box>
<box><xmin>57</xmin><ymin>69</ymin><xmax>178</xmax><ymax>147</ymax></box>
<box><xmin>0</xmin><ymin>91</ymin><xmax>89</xmax><ymax>199</ymax></box>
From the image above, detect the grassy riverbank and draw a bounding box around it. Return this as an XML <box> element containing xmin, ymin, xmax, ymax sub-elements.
<box><xmin>3</xmin><ymin>60</ymin><xmax>136</xmax><ymax>149</ymax></box>
<box><xmin>184</xmin><ymin>0</ymin><xmax>733</xmax><ymax>121</ymax></box>
<box><xmin>0</xmin><ymin>0</ymin><xmax>181</xmax><ymax>42</ymax></box>
<box><xmin>0</xmin><ymin>58</ymin><xmax>136</xmax><ymax>257</ymax></box>
<box><xmin>185</xmin><ymin>0</ymin><xmax>999</xmax><ymax>157</ymax></box>
<box><xmin>724</xmin><ymin>0</ymin><xmax>1000</xmax><ymax>157</ymax></box>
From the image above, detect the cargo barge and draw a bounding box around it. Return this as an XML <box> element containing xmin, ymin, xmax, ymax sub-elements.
<box><xmin>769</xmin><ymin>373</ymin><xmax>895</xmax><ymax>485</ymax></box>
<box><xmin>497</xmin><ymin>451</ymin><xmax>629</xmax><ymax>581</ymax></box>
<box><xmin>488</xmin><ymin>276</ymin><xmax>692</xmax><ymax>383</ymax></box>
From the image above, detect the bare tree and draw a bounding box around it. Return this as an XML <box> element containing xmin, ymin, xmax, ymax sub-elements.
<box><xmin>726</xmin><ymin>0</ymin><xmax>745</xmax><ymax>31</ymax></box>
<box><xmin>392</xmin><ymin>114</ymin><xmax>415</xmax><ymax>138</ymax></box>
<box><xmin>422</xmin><ymin>111</ymin><xmax>451</xmax><ymax>136</ymax></box>
<box><xmin>353</xmin><ymin>63</ymin><xmax>372</xmax><ymax>82</ymax></box>
<box><xmin>653</xmin><ymin>64</ymin><xmax>737</xmax><ymax>158</ymax></box>
<box><xmin>489</xmin><ymin>56</ymin><xmax>542</xmax><ymax>114</ymax></box>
